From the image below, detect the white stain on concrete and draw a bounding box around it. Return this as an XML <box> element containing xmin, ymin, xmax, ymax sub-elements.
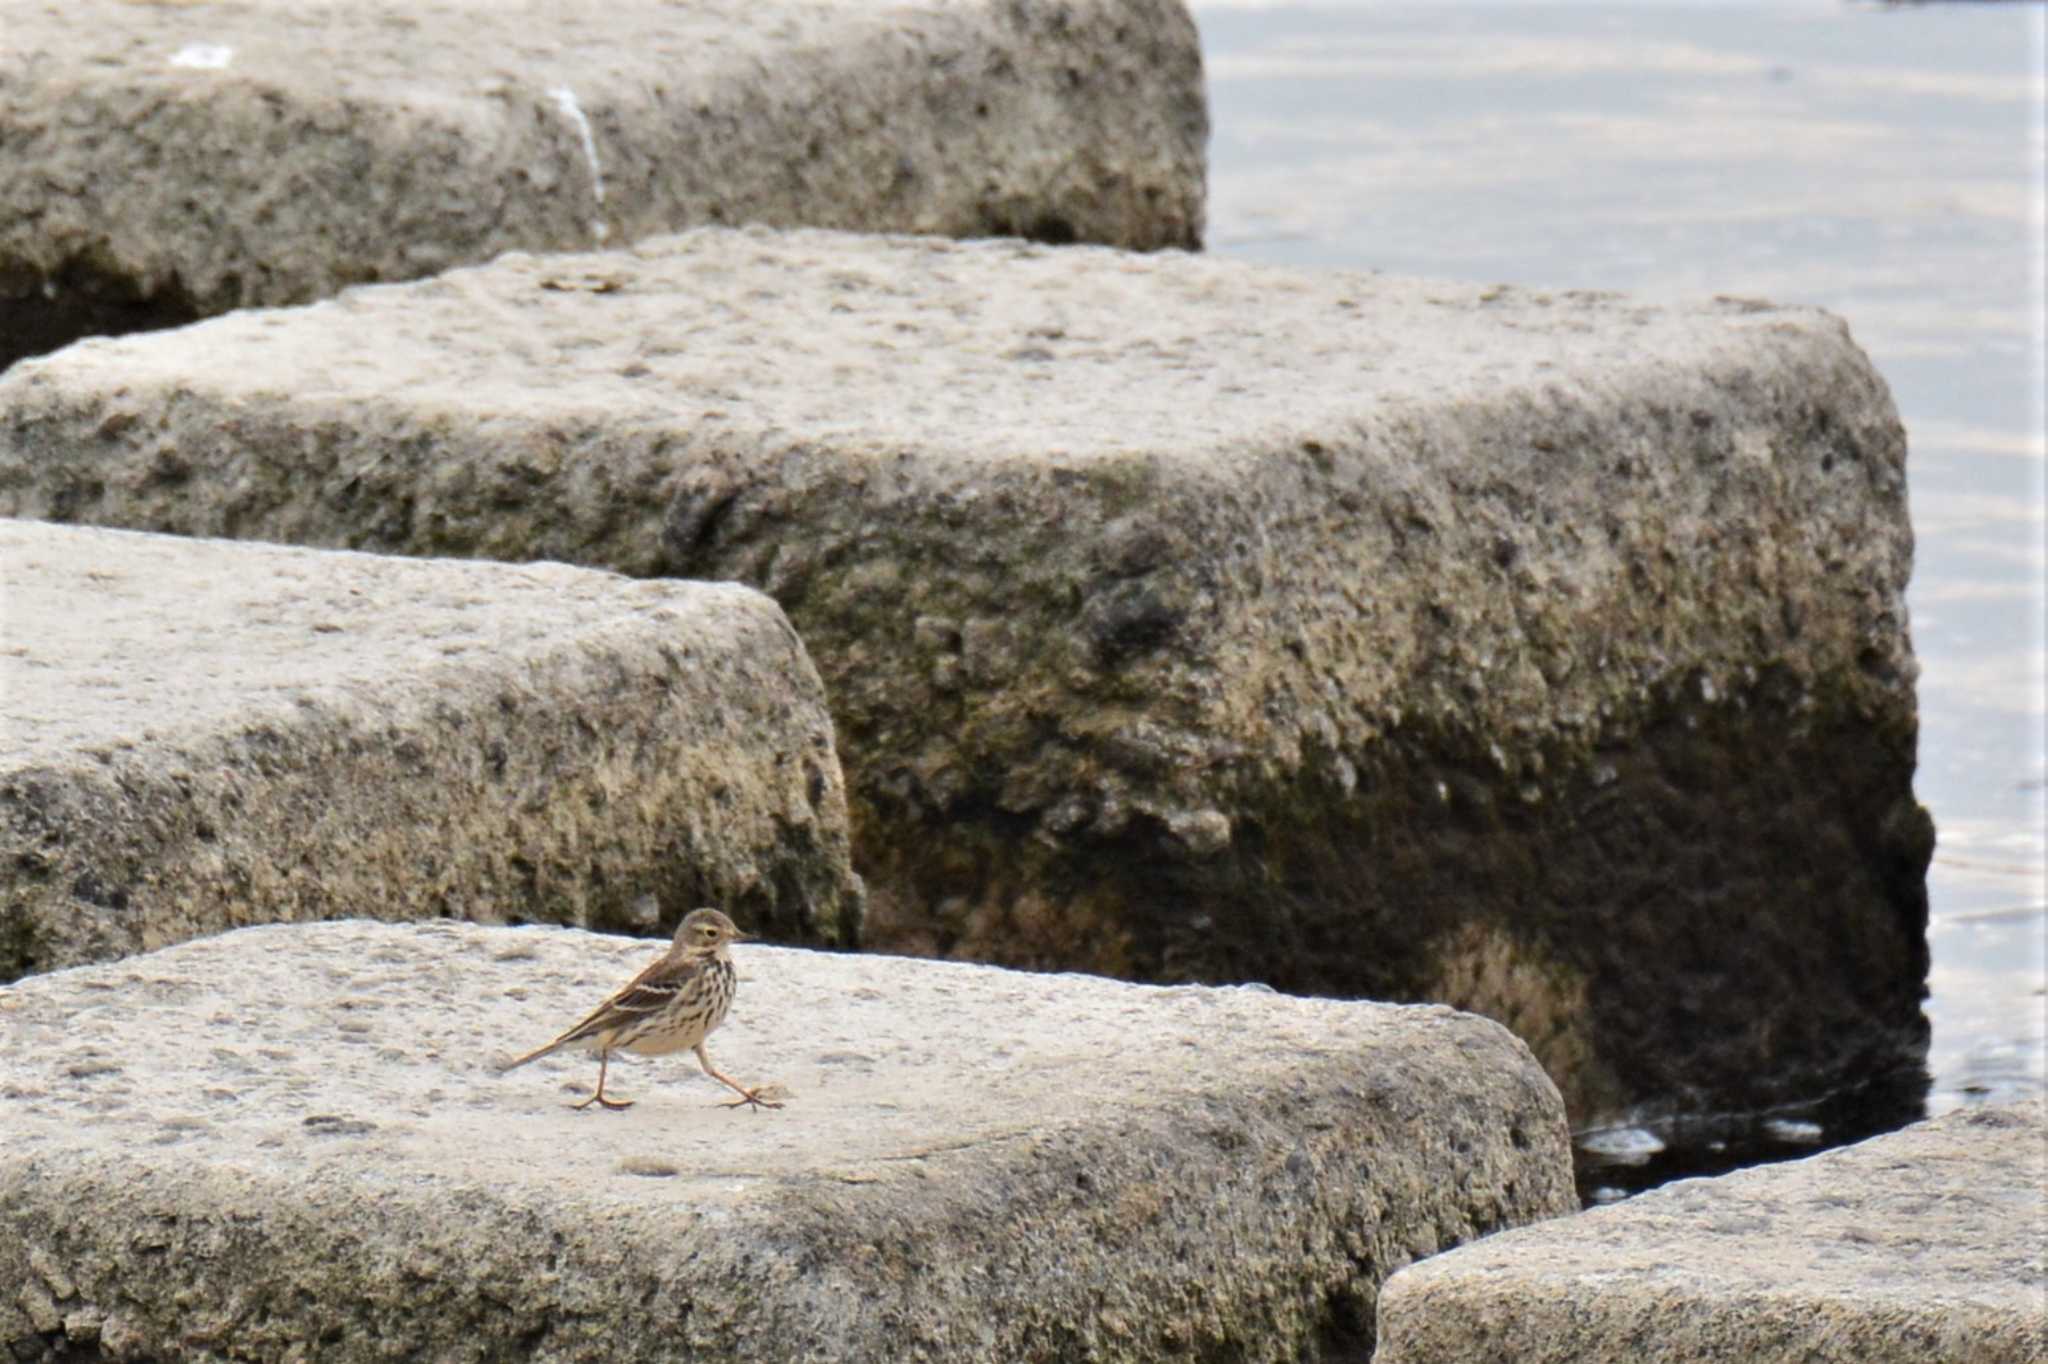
<box><xmin>168</xmin><ymin>43</ymin><xmax>234</xmax><ymax>70</ymax></box>
<box><xmin>547</xmin><ymin>86</ymin><xmax>610</xmax><ymax>244</ymax></box>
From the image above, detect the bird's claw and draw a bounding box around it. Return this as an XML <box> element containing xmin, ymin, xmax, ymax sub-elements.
<box><xmin>573</xmin><ymin>1093</ymin><xmax>636</xmax><ymax>1112</ymax></box>
<box><xmin>718</xmin><ymin>1089</ymin><xmax>783</xmax><ymax>1111</ymax></box>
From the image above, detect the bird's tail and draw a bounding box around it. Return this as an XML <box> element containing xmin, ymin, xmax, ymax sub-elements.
<box><xmin>500</xmin><ymin>1038</ymin><xmax>564</xmax><ymax>1072</ymax></box>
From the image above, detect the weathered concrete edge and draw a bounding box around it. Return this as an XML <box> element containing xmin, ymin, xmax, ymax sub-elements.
<box><xmin>0</xmin><ymin>297</ymin><xmax>1917</xmax><ymax>790</ymax></box>
<box><xmin>0</xmin><ymin>1000</ymin><xmax>1573</xmax><ymax>1361</ymax></box>
<box><xmin>1377</xmin><ymin>1268</ymin><xmax>2038</xmax><ymax>1364</ymax></box>
<box><xmin>0</xmin><ymin>0</ymin><xmax>1207</xmax><ymax>332</ymax></box>
<box><xmin>1370</xmin><ymin>1103</ymin><xmax>2048</xmax><ymax>1364</ymax></box>
<box><xmin>1</xmin><ymin>589</ymin><xmax>861</xmax><ymax>982</ymax></box>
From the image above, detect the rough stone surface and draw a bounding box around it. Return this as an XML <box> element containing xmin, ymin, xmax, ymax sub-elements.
<box><xmin>0</xmin><ymin>0</ymin><xmax>1205</xmax><ymax>366</ymax></box>
<box><xmin>1375</xmin><ymin>1102</ymin><xmax>2048</xmax><ymax>1364</ymax></box>
<box><xmin>0</xmin><ymin>228</ymin><xmax>1931</xmax><ymax>1127</ymax></box>
<box><xmin>0</xmin><ymin>919</ymin><xmax>1574</xmax><ymax>1363</ymax></box>
<box><xmin>0</xmin><ymin>519</ymin><xmax>859</xmax><ymax>981</ymax></box>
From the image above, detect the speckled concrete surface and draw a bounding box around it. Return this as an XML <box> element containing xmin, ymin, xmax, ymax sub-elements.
<box><xmin>1375</xmin><ymin>1101</ymin><xmax>2048</xmax><ymax>1364</ymax></box>
<box><xmin>0</xmin><ymin>919</ymin><xmax>1574</xmax><ymax>1361</ymax></box>
<box><xmin>0</xmin><ymin>520</ymin><xmax>859</xmax><ymax>980</ymax></box>
<box><xmin>0</xmin><ymin>0</ymin><xmax>1205</xmax><ymax>364</ymax></box>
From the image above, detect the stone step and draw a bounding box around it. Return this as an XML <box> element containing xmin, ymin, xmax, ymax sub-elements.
<box><xmin>0</xmin><ymin>226</ymin><xmax>1930</xmax><ymax>1129</ymax></box>
<box><xmin>0</xmin><ymin>919</ymin><xmax>1574</xmax><ymax>1362</ymax></box>
<box><xmin>0</xmin><ymin>519</ymin><xmax>859</xmax><ymax>981</ymax></box>
<box><xmin>0</xmin><ymin>0</ymin><xmax>1205</xmax><ymax>366</ymax></box>
<box><xmin>1375</xmin><ymin>1101</ymin><xmax>2048</xmax><ymax>1364</ymax></box>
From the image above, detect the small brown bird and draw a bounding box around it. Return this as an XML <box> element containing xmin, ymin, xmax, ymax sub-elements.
<box><xmin>503</xmin><ymin>907</ymin><xmax>780</xmax><ymax>1112</ymax></box>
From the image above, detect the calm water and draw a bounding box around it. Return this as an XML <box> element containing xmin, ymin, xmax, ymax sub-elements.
<box><xmin>1192</xmin><ymin>0</ymin><xmax>2047</xmax><ymax>1189</ymax></box>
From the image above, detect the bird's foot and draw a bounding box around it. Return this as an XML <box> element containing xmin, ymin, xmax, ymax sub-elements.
<box><xmin>573</xmin><ymin>1092</ymin><xmax>635</xmax><ymax>1112</ymax></box>
<box><xmin>717</xmin><ymin>1088</ymin><xmax>784</xmax><ymax>1111</ymax></box>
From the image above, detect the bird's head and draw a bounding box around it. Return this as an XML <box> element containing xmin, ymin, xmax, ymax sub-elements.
<box><xmin>674</xmin><ymin>907</ymin><xmax>748</xmax><ymax>951</ymax></box>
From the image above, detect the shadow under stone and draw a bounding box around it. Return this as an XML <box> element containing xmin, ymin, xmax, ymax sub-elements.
<box><xmin>2</xmin><ymin>264</ymin><xmax>203</xmax><ymax>372</ymax></box>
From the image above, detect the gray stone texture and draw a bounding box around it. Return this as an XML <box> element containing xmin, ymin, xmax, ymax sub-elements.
<box><xmin>0</xmin><ymin>519</ymin><xmax>859</xmax><ymax>981</ymax></box>
<box><xmin>0</xmin><ymin>918</ymin><xmax>1575</xmax><ymax>1362</ymax></box>
<box><xmin>0</xmin><ymin>228</ymin><xmax>1931</xmax><ymax>1128</ymax></box>
<box><xmin>0</xmin><ymin>0</ymin><xmax>1206</xmax><ymax>366</ymax></box>
<box><xmin>1375</xmin><ymin>1102</ymin><xmax>2048</xmax><ymax>1364</ymax></box>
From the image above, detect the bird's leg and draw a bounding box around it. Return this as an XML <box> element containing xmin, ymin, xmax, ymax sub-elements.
<box><xmin>695</xmin><ymin>1043</ymin><xmax>782</xmax><ymax>1110</ymax></box>
<box><xmin>572</xmin><ymin>1050</ymin><xmax>635</xmax><ymax>1112</ymax></box>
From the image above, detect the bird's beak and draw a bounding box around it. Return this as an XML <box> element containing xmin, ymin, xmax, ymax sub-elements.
<box><xmin>732</xmin><ymin>928</ymin><xmax>754</xmax><ymax>942</ymax></box>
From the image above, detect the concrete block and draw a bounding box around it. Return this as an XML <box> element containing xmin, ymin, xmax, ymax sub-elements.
<box><xmin>0</xmin><ymin>0</ymin><xmax>1206</xmax><ymax>365</ymax></box>
<box><xmin>0</xmin><ymin>919</ymin><xmax>1576</xmax><ymax>1362</ymax></box>
<box><xmin>0</xmin><ymin>519</ymin><xmax>859</xmax><ymax>980</ymax></box>
<box><xmin>0</xmin><ymin>228</ymin><xmax>1931</xmax><ymax>1126</ymax></box>
<box><xmin>1375</xmin><ymin>1102</ymin><xmax>2048</xmax><ymax>1364</ymax></box>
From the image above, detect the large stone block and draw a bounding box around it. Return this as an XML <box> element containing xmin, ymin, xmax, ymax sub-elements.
<box><xmin>0</xmin><ymin>520</ymin><xmax>859</xmax><ymax>981</ymax></box>
<box><xmin>1375</xmin><ymin>1102</ymin><xmax>2048</xmax><ymax>1364</ymax></box>
<box><xmin>0</xmin><ymin>919</ymin><xmax>1574</xmax><ymax>1362</ymax></box>
<box><xmin>0</xmin><ymin>0</ymin><xmax>1205</xmax><ymax>366</ymax></box>
<box><xmin>0</xmin><ymin>228</ymin><xmax>1931</xmax><ymax>1127</ymax></box>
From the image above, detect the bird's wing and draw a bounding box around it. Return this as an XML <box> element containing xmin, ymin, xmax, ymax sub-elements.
<box><xmin>503</xmin><ymin>950</ymin><xmax>708</xmax><ymax>1069</ymax></box>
